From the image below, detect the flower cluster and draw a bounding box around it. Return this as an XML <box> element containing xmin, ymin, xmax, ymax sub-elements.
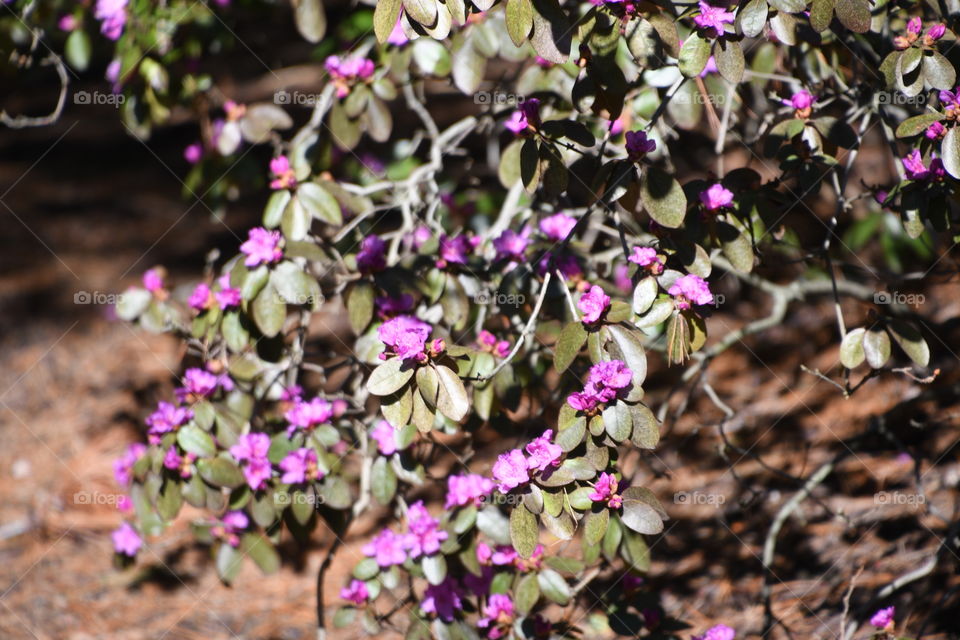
<box><xmin>693</xmin><ymin>1</ymin><xmax>734</xmax><ymax>37</ymax></box>
<box><xmin>325</xmin><ymin>55</ymin><xmax>375</xmax><ymax>98</ymax></box>
<box><xmin>240</xmin><ymin>227</ymin><xmax>283</xmax><ymax>267</ymax></box>
<box><xmin>269</xmin><ymin>155</ymin><xmax>296</xmax><ymax>190</ymax></box>
<box><xmin>668</xmin><ymin>274</ymin><xmax>714</xmax><ymax>310</ymax></box>
<box><xmin>492</xmin><ymin>430</ymin><xmax>563</xmax><ymax>493</ymax></box>
<box><xmin>567</xmin><ymin>360</ymin><xmax>633</xmax><ymax>413</ymax></box>
<box><xmin>378</xmin><ymin>315</ymin><xmax>440</xmax><ymax>363</ymax></box>
<box><xmin>504</xmin><ymin>98</ymin><xmax>541</xmax><ymax>134</ymax></box>
<box><xmin>229</xmin><ymin>432</ymin><xmax>272</xmax><ymax>490</ymax></box>
<box><xmin>362</xmin><ymin>501</ymin><xmax>448</xmax><ymax>566</ymax></box>
<box><xmin>629</xmin><ymin>246</ymin><xmax>664</xmax><ymax>274</ymax></box>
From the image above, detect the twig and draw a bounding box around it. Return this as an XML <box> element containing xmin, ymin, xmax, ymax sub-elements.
<box><xmin>479</xmin><ymin>271</ymin><xmax>552</xmax><ymax>381</ymax></box>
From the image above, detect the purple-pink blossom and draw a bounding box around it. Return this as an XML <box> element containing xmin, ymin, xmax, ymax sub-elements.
<box><xmin>492</xmin><ymin>448</ymin><xmax>530</xmax><ymax>493</ymax></box>
<box><xmin>357</xmin><ymin>235</ymin><xmax>387</xmax><ymax>272</ymax></box>
<box><xmin>504</xmin><ymin>98</ymin><xmax>541</xmax><ymax>134</ymax></box>
<box><xmin>269</xmin><ymin>155</ymin><xmax>296</xmax><ymax>190</ymax></box>
<box><xmin>340</xmin><ymin>579</ymin><xmax>369</xmax><ymax>605</ymax></box>
<box><xmin>163</xmin><ymin>446</ymin><xmax>195</xmax><ymax>478</ymax></box>
<box><xmin>143</xmin><ymin>268</ymin><xmax>164</xmax><ymax>293</ymax></box>
<box><xmin>786</xmin><ymin>90</ymin><xmax>816</xmax><ymax>111</ymax></box>
<box><xmin>926</xmin><ymin>121</ymin><xmax>947</xmax><ymax>139</ymax></box>
<box><xmin>625</xmin><ymin>130</ymin><xmax>656</xmax><ymax>159</ymax></box>
<box><xmin>176</xmin><ymin>367</ymin><xmax>233</xmax><ymax>402</ymax></box>
<box><xmin>870</xmin><ymin>606</ymin><xmax>895</xmax><ymax>629</ymax></box>
<box><xmin>403</xmin><ymin>501</ymin><xmax>448</xmax><ymax>558</ymax></box>
<box><xmin>362</xmin><ymin>528</ymin><xmax>408</xmax><ymax>566</ymax></box>
<box><xmin>112</xmin><ymin>522</ymin><xmax>141</xmax><ymax>556</ymax></box>
<box><xmin>629</xmin><ymin>247</ymin><xmax>664</xmax><ymax>274</ymax></box>
<box><xmin>590</xmin><ymin>472</ymin><xmax>622</xmax><ymax>508</ymax></box>
<box><xmin>421</xmin><ymin>577</ymin><xmax>462</xmax><ymax>622</ymax></box>
<box><xmin>326</xmin><ymin>55</ymin><xmax>376</xmax><ymax>97</ymax></box>
<box><xmin>113</xmin><ymin>443</ymin><xmax>147</xmax><ymax>487</ymax></box>
<box><xmin>215</xmin><ymin>273</ymin><xmax>242</xmax><ymax>309</ymax></box>
<box><xmin>668</xmin><ymin>274</ymin><xmax>714</xmax><ymax>310</ymax></box>
<box><xmin>436</xmin><ymin>234</ymin><xmax>480</xmax><ymax>268</ymax></box>
<box><xmin>693</xmin><ymin>1</ymin><xmax>734</xmax><ymax>36</ymax></box>
<box><xmin>285</xmin><ymin>396</ymin><xmax>335</xmax><ymax>433</ymax></box>
<box><xmin>493</xmin><ymin>227</ymin><xmax>531</xmax><ymax>263</ymax></box>
<box><xmin>184</xmin><ymin>143</ymin><xmax>203</xmax><ymax>165</ymax></box>
<box><xmin>525</xmin><ymin>430</ymin><xmax>563</xmax><ymax>472</ymax></box>
<box><xmin>240</xmin><ymin>227</ymin><xmax>283</xmax><ymax>267</ymax></box>
<box><xmin>279</xmin><ymin>447</ymin><xmax>322</xmax><ymax>484</ymax></box>
<box><xmin>378</xmin><ymin>315</ymin><xmax>432</xmax><ymax>363</ymax></box>
<box><xmin>578</xmin><ymin>285</ymin><xmax>611</xmax><ymax>324</ymax></box>
<box><xmin>230</xmin><ymin>432</ymin><xmax>273</xmax><ymax>490</ymax></box>
<box><xmin>927</xmin><ymin>24</ymin><xmax>946</xmax><ymax>40</ymax></box>
<box><xmin>700</xmin><ymin>183</ymin><xmax>734</xmax><ymax>211</ymax></box>
<box><xmin>693</xmin><ymin>625</ymin><xmax>735</xmax><ymax>640</ymax></box>
<box><xmin>902</xmin><ymin>149</ymin><xmax>946</xmax><ymax>181</ymax></box>
<box><xmin>387</xmin><ymin>14</ymin><xmax>409</xmax><ymax>46</ymax></box>
<box><xmin>95</xmin><ymin>0</ymin><xmax>128</xmax><ymax>40</ymax></box>
<box><xmin>213</xmin><ymin>510</ymin><xmax>248</xmax><ymax>547</ymax></box>
<box><xmin>567</xmin><ymin>360</ymin><xmax>633</xmax><ymax>413</ymax></box>
<box><xmin>477</xmin><ymin>330</ymin><xmax>511</xmax><ymax>358</ymax></box>
<box><xmin>146</xmin><ymin>401</ymin><xmax>193</xmax><ymax>444</ymax></box>
<box><xmin>376</xmin><ymin>293</ymin><xmax>414</xmax><ymax>318</ymax></box>
<box><xmin>907</xmin><ymin>16</ymin><xmax>922</xmax><ymax>35</ymax></box>
<box><xmin>370</xmin><ymin>419</ymin><xmax>397</xmax><ymax>455</ymax></box>
<box><xmin>539</xmin><ymin>213</ymin><xmax>578</xmax><ymax>241</ymax></box>
<box><xmin>445</xmin><ymin>473</ymin><xmax>494</xmax><ymax>508</ymax></box>
<box><xmin>477</xmin><ymin>593</ymin><xmax>515</xmax><ymax>637</ymax></box>
<box><xmin>189</xmin><ymin>282</ymin><xmax>213</xmax><ymax>311</ymax></box>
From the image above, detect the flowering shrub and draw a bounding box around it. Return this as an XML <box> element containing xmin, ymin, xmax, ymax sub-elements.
<box><xmin>7</xmin><ymin>0</ymin><xmax>953</xmax><ymax>636</ymax></box>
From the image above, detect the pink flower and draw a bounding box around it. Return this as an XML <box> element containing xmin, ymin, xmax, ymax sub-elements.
<box><xmin>539</xmin><ymin>213</ymin><xmax>578</xmax><ymax>241</ymax></box>
<box><xmin>567</xmin><ymin>360</ymin><xmax>633</xmax><ymax>412</ymax></box>
<box><xmin>525</xmin><ymin>430</ymin><xmax>562</xmax><ymax>472</ymax></box>
<box><xmin>285</xmin><ymin>396</ymin><xmax>335</xmax><ymax>433</ymax></box>
<box><xmin>58</xmin><ymin>15</ymin><xmax>77</xmax><ymax>31</ymax></box>
<box><xmin>478</xmin><ymin>593</ymin><xmax>514</xmax><ymax>635</ymax></box>
<box><xmin>578</xmin><ymin>285</ymin><xmax>611</xmax><ymax>324</ymax></box>
<box><xmin>436</xmin><ymin>234</ymin><xmax>479</xmax><ymax>268</ymax></box>
<box><xmin>378</xmin><ymin>315</ymin><xmax>432</xmax><ymax>363</ymax></box>
<box><xmin>215</xmin><ymin>273</ymin><xmax>242</xmax><ymax>309</ymax></box>
<box><xmin>907</xmin><ymin>16</ymin><xmax>922</xmax><ymax>35</ymax></box>
<box><xmin>614</xmin><ymin>264</ymin><xmax>632</xmax><ymax>292</ymax></box>
<box><xmin>230</xmin><ymin>432</ymin><xmax>273</xmax><ymax>490</ymax></box>
<box><xmin>477</xmin><ymin>330</ymin><xmax>511</xmax><ymax>358</ymax></box>
<box><xmin>269</xmin><ymin>155</ymin><xmax>296</xmax><ymax>190</ymax></box>
<box><xmin>112</xmin><ymin>522</ymin><xmax>141</xmax><ymax>556</ymax></box>
<box><xmin>625</xmin><ymin>130</ymin><xmax>656</xmax><ymax>159</ymax></box>
<box><xmin>903</xmin><ymin>149</ymin><xmax>928</xmax><ymax>179</ymax></box>
<box><xmin>693</xmin><ymin>625</ymin><xmax>735</xmax><ymax>640</ymax></box>
<box><xmin>163</xmin><ymin>446</ymin><xmax>194</xmax><ymax>478</ymax></box>
<box><xmin>357</xmin><ymin>236</ymin><xmax>387</xmax><ymax>273</ymax></box>
<box><xmin>787</xmin><ymin>90</ymin><xmax>816</xmax><ymax>111</ymax></box>
<box><xmin>700</xmin><ymin>183</ymin><xmax>734</xmax><ymax>211</ymax></box>
<box><xmin>279</xmin><ymin>447</ymin><xmax>322</xmax><ymax>484</ymax></box>
<box><xmin>589</xmin><ymin>472</ymin><xmax>622</xmax><ymax>508</ymax></box>
<box><xmin>693</xmin><ymin>1</ymin><xmax>734</xmax><ymax>35</ymax></box>
<box><xmin>325</xmin><ymin>55</ymin><xmax>376</xmax><ymax>97</ymax></box>
<box><xmin>376</xmin><ymin>293</ymin><xmax>414</xmax><ymax>318</ymax></box>
<box><xmin>387</xmin><ymin>14</ymin><xmax>409</xmax><ymax>46</ymax></box>
<box><xmin>212</xmin><ymin>510</ymin><xmax>249</xmax><ymax>547</ymax></box>
<box><xmin>926</xmin><ymin>121</ymin><xmax>947</xmax><ymax>139</ymax></box>
<box><xmin>143</xmin><ymin>268</ymin><xmax>164</xmax><ymax>293</ymax></box>
<box><xmin>927</xmin><ymin>24</ymin><xmax>946</xmax><ymax>40</ymax></box>
<box><xmin>504</xmin><ymin>98</ymin><xmax>540</xmax><ymax>134</ymax></box>
<box><xmin>184</xmin><ymin>143</ymin><xmax>203</xmax><ymax>164</ymax></box>
<box><xmin>492</xmin><ymin>448</ymin><xmax>530</xmax><ymax>493</ymax></box>
<box><xmin>370</xmin><ymin>420</ymin><xmax>397</xmax><ymax>455</ymax></box>
<box><xmin>113</xmin><ymin>443</ymin><xmax>147</xmax><ymax>487</ymax></box>
<box><xmin>403</xmin><ymin>501</ymin><xmax>448</xmax><ymax>558</ymax></box>
<box><xmin>240</xmin><ymin>227</ymin><xmax>283</xmax><ymax>267</ymax></box>
<box><xmin>445</xmin><ymin>473</ymin><xmax>494</xmax><ymax>508</ymax></box>
<box><xmin>668</xmin><ymin>274</ymin><xmax>714</xmax><ymax>310</ymax></box>
<box><xmin>421</xmin><ymin>577</ymin><xmax>462</xmax><ymax>622</ymax></box>
<box><xmin>628</xmin><ymin>247</ymin><xmax>664</xmax><ymax>274</ymax></box>
<box><xmin>538</xmin><ymin>252</ymin><xmax>583</xmax><ymax>279</ymax></box>
<box><xmin>189</xmin><ymin>283</ymin><xmax>213</xmax><ymax>311</ymax></box>
<box><xmin>362</xmin><ymin>528</ymin><xmax>407</xmax><ymax>566</ymax></box>
<box><xmin>176</xmin><ymin>367</ymin><xmax>233</xmax><ymax>402</ymax></box>
<box><xmin>870</xmin><ymin>606</ymin><xmax>895</xmax><ymax>629</ymax></box>
<box><xmin>146</xmin><ymin>402</ymin><xmax>193</xmax><ymax>443</ymax></box>
<box><xmin>95</xmin><ymin>0</ymin><xmax>128</xmax><ymax>40</ymax></box>
<box><xmin>340</xmin><ymin>579</ymin><xmax>369</xmax><ymax>605</ymax></box>
<box><xmin>491</xmin><ymin>545</ymin><xmax>519</xmax><ymax>566</ymax></box>
<box><xmin>493</xmin><ymin>227</ymin><xmax>531</xmax><ymax>263</ymax></box>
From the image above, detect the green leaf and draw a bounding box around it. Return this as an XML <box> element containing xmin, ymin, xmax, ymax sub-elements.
<box><xmin>292</xmin><ymin>0</ymin><xmax>326</xmax><ymax>43</ymax></box>
<box><xmin>632</xmin><ymin>277</ymin><xmax>658</xmax><ymax>315</ymax></box>
<box><xmin>197</xmin><ymin>457</ymin><xmax>246</xmax><ymax>489</ymax></box>
<box><xmin>863</xmin><ymin>327</ymin><xmax>892</xmax><ymax>369</ymax></box>
<box><xmin>602</xmin><ymin>401</ymin><xmax>632</xmax><ymax>442</ymax></box>
<box><xmin>65</xmin><ymin>30</ymin><xmax>92</xmax><ymax>72</ymax></box>
<box><xmin>583</xmin><ymin>508</ymin><xmax>609</xmax><ymax>546</ymax></box>
<box><xmin>941</xmin><ymin>125</ymin><xmax>960</xmax><ymax>180</ymax></box>
<box><xmin>319</xmin><ymin>475</ymin><xmax>352</xmax><ymax>509</ymax></box>
<box><xmin>520</xmin><ymin>137</ymin><xmax>541</xmax><ymax>193</ymax></box>
<box><xmin>297</xmin><ymin>182</ymin><xmax>342</xmax><ymax>225</ymax></box>
<box><xmin>412</xmin><ymin>39</ymin><xmax>452</xmax><ymax>76</ymax></box>
<box><xmin>629</xmin><ymin>403</ymin><xmax>660</xmax><ymax>449</ymax></box>
<box><xmin>738</xmin><ymin>0</ymin><xmax>768</xmax><ymax>37</ymax></box>
<box><xmin>240</xmin><ymin>533</ymin><xmax>281</xmax><ymax>574</ymax></box>
<box><xmin>839</xmin><ymin>327</ymin><xmax>866</xmax><ymax>368</ymax></box>
<box><xmin>514</xmin><ymin>572</ymin><xmax>540</xmax><ymax>614</ymax></box>
<box><xmin>436</xmin><ymin>364</ymin><xmax>469</xmax><ymax>421</ymax></box>
<box><xmin>371</xmin><ymin>456</ymin><xmax>397</xmax><ymax>505</ymax></box>
<box><xmin>640</xmin><ymin>167</ymin><xmax>687</xmax><ymax>228</ymax></box>
<box><xmin>374</xmin><ymin>0</ymin><xmax>403</xmax><ymax>43</ymax></box>
<box><xmin>834</xmin><ymin>0</ymin><xmax>869</xmax><ymax>33</ymax></box>
<box><xmin>530</xmin><ymin>0</ymin><xmax>572</xmax><ymax>63</ymax></box>
<box><xmin>422</xmin><ymin>553</ymin><xmax>447</xmax><ymax>585</ymax></box>
<box><xmin>253</xmin><ymin>282</ymin><xmax>286</xmax><ymax>338</ymax></box>
<box><xmin>477</xmin><ymin>506</ymin><xmax>511</xmax><ymax>545</ymax></box>
<box><xmin>381</xmin><ymin>386</ymin><xmax>413</xmax><ymax>428</ymax></box>
<box><xmin>554</xmin><ymin>320</ymin><xmax>587</xmax><ymax>373</ymax></box>
<box><xmin>115</xmin><ymin>288</ymin><xmax>152</xmax><ymax>321</ymax></box>
<box><xmin>216</xmin><ymin>543</ymin><xmax>242</xmax><ymax>584</ymax></box>
<box><xmin>808</xmin><ymin>0</ymin><xmax>835</xmax><ymax>32</ymax></box>
<box><xmin>505</xmin><ymin>0</ymin><xmax>534</xmax><ymax>47</ymax></box>
<box><xmin>347</xmin><ymin>281</ymin><xmax>375</xmax><ymax>335</ymax></box>
<box><xmin>887</xmin><ymin>319</ymin><xmax>930</xmax><ymax>367</ymax></box>
<box><xmin>620</xmin><ymin>487</ymin><xmax>665</xmax><ymax>535</ymax></box>
<box><xmin>157</xmin><ymin>478</ymin><xmax>182</xmax><ymax>521</ymax></box>
<box><xmin>403</xmin><ymin>0</ymin><xmax>438</xmax><ymax>27</ymax></box>
<box><xmin>177</xmin><ymin>424</ymin><xmax>216</xmax><ymax>458</ymax></box>
<box><xmin>769</xmin><ymin>0</ymin><xmax>805</xmax><ymax>12</ymax></box>
<box><xmin>607</xmin><ymin>325</ymin><xmax>648</xmax><ymax>389</ymax></box>
<box><xmin>896</xmin><ymin>113</ymin><xmax>946</xmax><ymax>139</ymax></box>
<box><xmin>353</xmin><ymin>557</ymin><xmax>380</xmax><ymax>580</ymax></box>
<box><xmin>714</xmin><ymin>38</ymin><xmax>744</xmax><ymax>84</ymax></box>
<box><xmin>366</xmin><ymin>358</ymin><xmax>415</xmax><ymax>396</ymax></box>
<box><xmin>537</xmin><ymin>568</ymin><xmax>572</xmax><ymax>605</ymax></box>
<box><xmin>510</xmin><ymin>503</ymin><xmax>539</xmax><ymax>558</ymax></box>
<box><xmin>678</xmin><ymin>33</ymin><xmax>711</xmax><ymax>78</ymax></box>
<box><xmin>923</xmin><ymin>52</ymin><xmax>957</xmax><ymax>91</ymax></box>
<box><xmin>555</xmin><ymin>415</ymin><xmax>586</xmax><ymax>452</ymax></box>
<box><xmin>451</xmin><ymin>36</ymin><xmax>485</xmax><ymax>95</ymax></box>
